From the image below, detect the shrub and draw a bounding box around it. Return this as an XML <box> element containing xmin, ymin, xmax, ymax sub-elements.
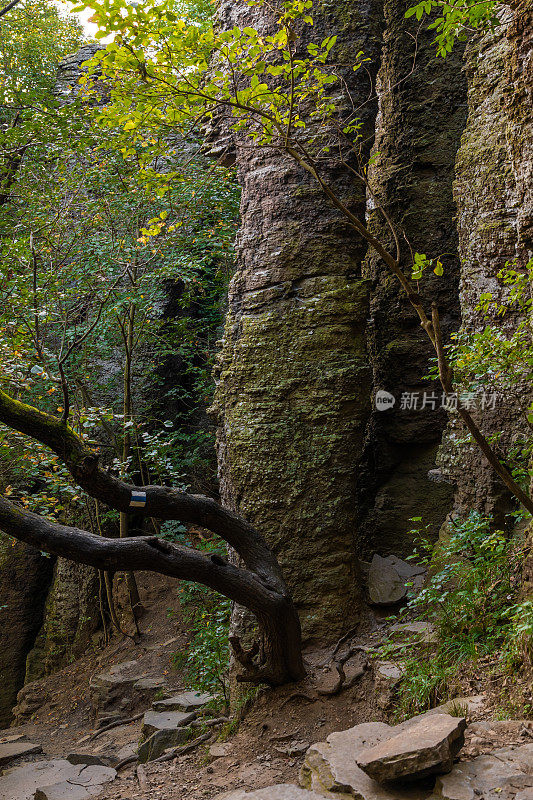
<box><xmin>383</xmin><ymin>512</ymin><xmax>528</xmax><ymax>717</ymax></box>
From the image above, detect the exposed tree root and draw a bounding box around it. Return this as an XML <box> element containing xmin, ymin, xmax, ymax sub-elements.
<box><xmin>316</xmin><ymin>645</ymin><xmax>368</xmax><ymax>696</ymax></box>
<box><xmin>152</xmin><ymin>731</ymin><xmax>212</xmax><ymax>763</ymax></box>
<box><xmin>190</xmin><ymin>717</ymin><xmax>229</xmax><ymax>729</ymax></box>
<box><xmin>279</xmin><ymin>692</ymin><xmax>318</xmax><ymax>709</ymax></box>
<box><xmin>230</xmin><ymin>635</ymin><xmax>280</xmax><ymax>685</ymax></box>
<box><xmin>116</xmin><ymin>754</ymin><xmax>138</xmax><ymax>771</ymax></box>
<box><xmin>136</xmin><ymin>763</ymin><xmax>149</xmax><ymax>792</ymax></box>
<box><xmin>90</xmin><ymin>712</ymin><xmax>144</xmax><ymax>741</ymax></box>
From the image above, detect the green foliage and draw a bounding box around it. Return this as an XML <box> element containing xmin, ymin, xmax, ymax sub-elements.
<box><xmin>380</xmin><ymin>513</ymin><xmax>528</xmax><ymax>718</ymax></box>
<box><xmin>504</xmin><ymin>599</ymin><xmax>533</xmax><ymax>670</ymax></box>
<box><xmin>405</xmin><ymin>1</ymin><xmax>498</xmax><ymax>56</ymax></box>
<box><xmin>0</xmin><ymin>0</ymin><xmax>83</xmax><ymax>112</ymax></box>
<box><xmin>0</xmin><ymin>13</ymin><xmax>239</xmax><ymax>509</ymax></box>
<box><xmin>411</xmin><ymin>252</ymin><xmax>443</xmax><ymax>280</ymax></box>
<box><xmin>438</xmin><ymin>259</ymin><xmax>533</xmax><ymax>490</ymax></box>
<box><xmin>450</xmin><ymin>260</ymin><xmax>533</xmax><ymax>396</ymax></box>
<box><xmin>166</xmin><ymin>528</ymin><xmax>231</xmax><ymax>706</ymax></box>
<box><xmin>71</xmin><ymin>0</ymin><xmax>364</xmax><ymax>169</ymax></box>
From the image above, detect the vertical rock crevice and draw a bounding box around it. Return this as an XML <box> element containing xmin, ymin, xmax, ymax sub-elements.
<box><xmin>357</xmin><ymin>0</ymin><xmax>467</xmax><ymax>556</ymax></box>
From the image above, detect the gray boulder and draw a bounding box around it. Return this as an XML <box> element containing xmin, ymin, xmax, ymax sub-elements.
<box><xmin>356</xmin><ymin>714</ymin><xmax>466</xmax><ymax>782</ymax></box>
<box><xmin>137</xmin><ymin>727</ymin><xmax>191</xmax><ymax>763</ymax></box>
<box><xmin>132</xmin><ymin>677</ymin><xmax>168</xmax><ymax>708</ymax></box>
<box><xmin>368</xmin><ymin>555</ymin><xmax>427</xmax><ymax>606</ymax></box>
<box><xmin>368</xmin><ymin>555</ymin><xmax>408</xmax><ymax>606</ymax></box>
<box><xmin>301</xmin><ymin>721</ymin><xmax>430</xmax><ymax>800</ymax></box>
<box><xmin>89</xmin><ymin>661</ymin><xmax>143</xmax><ymax>716</ymax></box>
<box><xmin>89</xmin><ymin>663</ymin><xmax>173</xmax><ymax>720</ymax></box>
<box><xmin>12</xmin><ymin>684</ymin><xmax>50</xmax><ymax>724</ymax></box>
<box><xmin>138</xmin><ymin>709</ymin><xmax>196</xmax><ymax>762</ymax></box>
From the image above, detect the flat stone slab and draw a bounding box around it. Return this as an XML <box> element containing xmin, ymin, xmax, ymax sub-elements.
<box><xmin>0</xmin><ymin>734</ymin><xmax>26</xmax><ymax>744</ymax></box>
<box><xmin>389</xmin><ymin>623</ymin><xmax>437</xmax><ymax>644</ymax></box>
<box><xmin>0</xmin><ymin>760</ymin><xmax>116</xmax><ymax>800</ymax></box>
<box><xmin>0</xmin><ymin>742</ymin><xmax>42</xmax><ymax>766</ymax></box>
<box><xmin>375</xmin><ymin>662</ymin><xmax>403</xmax><ymax>681</ymax></box>
<box><xmin>141</xmin><ymin>710</ymin><xmax>196</xmax><ymax>737</ymax></box>
<box><xmin>152</xmin><ymin>691</ymin><xmax>213</xmax><ymax>712</ymax></box>
<box><xmin>356</xmin><ymin>714</ymin><xmax>466</xmax><ymax>782</ymax></box>
<box><xmin>431</xmin><ymin>743</ymin><xmax>533</xmax><ymax>800</ymax></box>
<box><xmin>34</xmin><ymin>764</ymin><xmax>116</xmax><ymax>800</ymax></box>
<box><xmin>220</xmin><ymin>786</ymin><xmax>325</xmax><ymax>800</ymax></box>
<box><xmin>301</xmin><ymin>721</ymin><xmax>434</xmax><ymax>800</ymax></box>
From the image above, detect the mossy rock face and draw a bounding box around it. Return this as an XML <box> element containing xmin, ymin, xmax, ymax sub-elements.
<box><xmin>0</xmin><ymin>535</ymin><xmax>53</xmax><ymax>726</ymax></box>
<box><xmin>439</xmin><ymin>6</ymin><xmax>533</xmax><ymax>519</ymax></box>
<box><xmin>214</xmin><ymin>0</ymin><xmax>385</xmax><ymax>645</ymax></box>
<box><xmin>25</xmin><ymin>559</ymin><xmax>100</xmax><ymax>682</ymax></box>
<box><xmin>215</xmin><ymin>280</ymin><xmax>372</xmax><ymax>642</ymax></box>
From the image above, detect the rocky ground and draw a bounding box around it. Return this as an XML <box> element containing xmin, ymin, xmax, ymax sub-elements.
<box><xmin>0</xmin><ymin>562</ymin><xmax>532</xmax><ymax>799</ymax></box>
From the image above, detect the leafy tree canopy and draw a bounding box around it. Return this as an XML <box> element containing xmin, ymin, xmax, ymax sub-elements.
<box><xmin>0</xmin><ymin>0</ymin><xmax>84</xmax><ymax>114</ymax></box>
<box><xmin>406</xmin><ymin>0</ymin><xmax>498</xmax><ymax>55</ymax></box>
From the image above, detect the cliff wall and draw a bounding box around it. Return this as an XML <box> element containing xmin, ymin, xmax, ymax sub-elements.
<box><xmin>214</xmin><ymin>0</ymin><xmax>532</xmax><ymax>648</ymax></box>
<box><xmin>0</xmin><ymin>541</ymin><xmax>53</xmax><ymax>726</ymax></box>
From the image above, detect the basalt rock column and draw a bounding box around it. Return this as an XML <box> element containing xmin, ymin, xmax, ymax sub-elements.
<box><xmin>0</xmin><ymin>538</ymin><xmax>53</xmax><ymax>726</ymax></box>
<box><xmin>439</xmin><ymin>2</ymin><xmax>533</xmax><ymax>520</ymax></box>
<box><xmin>359</xmin><ymin>1</ymin><xmax>467</xmax><ymax>556</ymax></box>
<box><xmin>212</xmin><ymin>0</ymin><xmax>384</xmax><ymax>643</ymax></box>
